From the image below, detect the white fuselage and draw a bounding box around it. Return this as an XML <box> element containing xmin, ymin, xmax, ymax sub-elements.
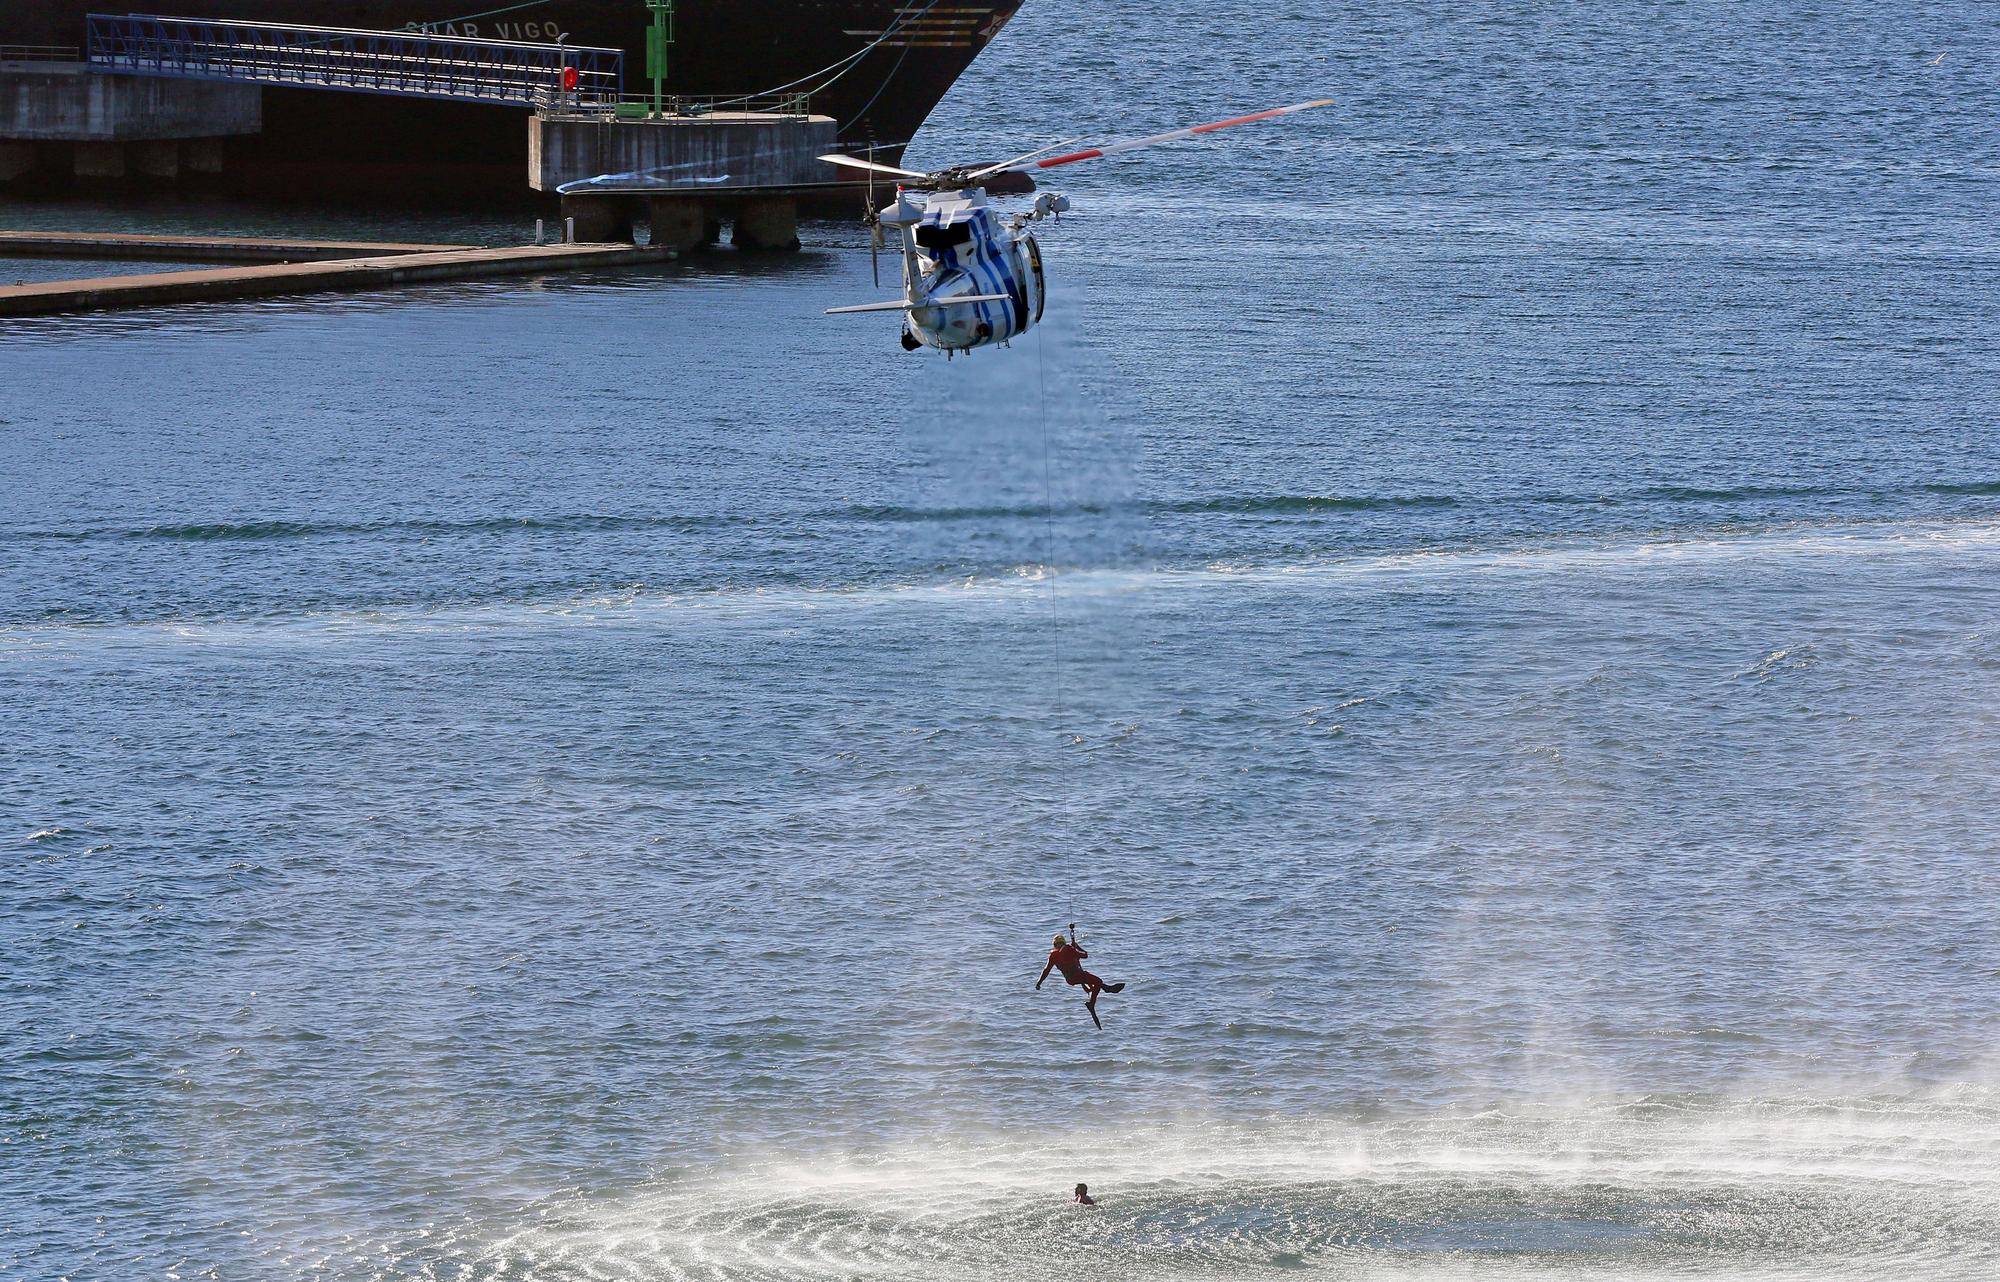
<box><xmin>898</xmin><ymin>188</ymin><xmax>1044</xmax><ymax>353</ymax></box>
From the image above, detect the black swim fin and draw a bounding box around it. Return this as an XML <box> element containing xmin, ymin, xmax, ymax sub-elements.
<box><xmin>1103</xmin><ymin>982</ymin><xmax>1125</xmax><ymax>993</ymax></box>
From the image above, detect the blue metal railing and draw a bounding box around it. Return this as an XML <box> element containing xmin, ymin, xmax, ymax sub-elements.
<box><xmin>84</xmin><ymin>13</ymin><xmax>622</xmax><ymax>107</ymax></box>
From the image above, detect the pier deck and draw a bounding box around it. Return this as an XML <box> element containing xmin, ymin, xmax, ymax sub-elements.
<box><xmin>0</xmin><ymin>230</ymin><xmax>462</xmax><ymax>262</ymax></box>
<box><xmin>0</xmin><ymin>241</ymin><xmax>673</xmax><ymax>317</ymax></box>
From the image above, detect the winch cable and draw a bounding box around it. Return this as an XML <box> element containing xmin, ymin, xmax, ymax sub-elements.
<box><xmin>1036</xmin><ymin>329</ymin><xmax>1076</xmax><ymax>935</ymax></box>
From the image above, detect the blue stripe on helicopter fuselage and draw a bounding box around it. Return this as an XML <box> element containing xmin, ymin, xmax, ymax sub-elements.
<box><xmin>929</xmin><ymin>240</ymin><xmax>975</xmax><ymax>340</ymax></box>
<box><xmin>939</xmin><ymin>246</ymin><xmax>990</xmax><ymax>343</ymax></box>
<box><xmin>968</xmin><ymin>213</ymin><xmax>1015</xmax><ymax>340</ymax></box>
<box><xmin>932</xmin><ymin>246</ymin><xmax>988</xmax><ymax>342</ymax></box>
<box><xmin>985</xmin><ymin>218</ymin><xmax>1023</xmax><ymax>337</ymax></box>
<box><xmin>932</xmin><ymin>249</ymin><xmax>991</xmax><ymax>347</ymax></box>
<box><xmin>965</xmin><ymin>220</ymin><xmax>999</xmax><ymax>338</ymax></box>
<box><xmin>923</xmin><ymin>211</ymin><xmax>1018</xmax><ymax>346</ymax></box>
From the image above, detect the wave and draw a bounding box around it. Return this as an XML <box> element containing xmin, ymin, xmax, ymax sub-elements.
<box><xmin>1161</xmin><ymin>493</ymin><xmax>1463</xmax><ymax>515</ymax></box>
<box><xmin>9</xmin><ymin>479</ymin><xmax>1998</xmax><ymax>545</ymax></box>
<box><xmin>354</xmin><ymin>1094</ymin><xmax>2000</xmax><ymax>1282</ymax></box>
<box><xmin>16</xmin><ymin>512</ymin><xmax>747</xmax><ymax>543</ymax></box>
<box><xmin>1633</xmin><ymin>480</ymin><xmax>2000</xmax><ymax>504</ymax></box>
<box><xmin>4</xmin><ymin>512</ymin><xmax>1998</xmax><ymax>645</ymax></box>
<box><xmin>4</xmin><ymin>496</ymin><xmax>1450</xmax><ymax>544</ymax></box>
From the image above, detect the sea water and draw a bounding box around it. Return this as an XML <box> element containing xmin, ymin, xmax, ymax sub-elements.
<box><xmin>3</xmin><ymin>1</ymin><xmax>1998</xmax><ymax>1278</ymax></box>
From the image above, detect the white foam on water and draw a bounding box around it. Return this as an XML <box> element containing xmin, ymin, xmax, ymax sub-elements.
<box><xmin>357</xmin><ymin>1093</ymin><xmax>2000</xmax><ymax>1282</ymax></box>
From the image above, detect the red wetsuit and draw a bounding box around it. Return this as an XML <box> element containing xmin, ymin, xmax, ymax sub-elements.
<box><xmin>1045</xmin><ymin>944</ymin><xmax>1103</xmax><ymax>993</ymax></box>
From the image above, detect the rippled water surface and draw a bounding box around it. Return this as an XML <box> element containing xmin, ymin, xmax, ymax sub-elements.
<box><xmin>4</xmin><ymin>2</ymin><xmax>1999</xmax><ymax>1279</ymax></box>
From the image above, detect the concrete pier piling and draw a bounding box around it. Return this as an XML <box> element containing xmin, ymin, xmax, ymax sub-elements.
<box><xmin>0</xmin><ymin>141</ymin><xmax>35</xmax><ymax>181</ymax></box>
<box><xmin>732</xmin><ymin>198</ymin><xmax>803</xmax><ymax>252</ymax></box>
<box><xmin>559</xmin><ymin>194</ymin><xmax>637</xmax><ymax>246</ymax></box>
<box><xmin>646</xmin><ymin>197</ymin><xmax>708</xmax><ymax>253</ymax></box>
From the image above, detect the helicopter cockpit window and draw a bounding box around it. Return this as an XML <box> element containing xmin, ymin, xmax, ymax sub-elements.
<box><xmin>914</xmin><ymin>222</ymin><xmax>975</xmax><ymax>251</ymax></box>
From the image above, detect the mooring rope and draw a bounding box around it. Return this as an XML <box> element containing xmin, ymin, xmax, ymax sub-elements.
<box><xmin>722</xmin><ymin>0</ymin><xmax>945</xmax><ymax>107</ymax></box>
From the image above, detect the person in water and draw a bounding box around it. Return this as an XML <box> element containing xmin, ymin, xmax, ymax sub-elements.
<box><xmin>1037</xmin><ymin>933</ymin><xmax>1124</xmax><ymax>1029</ymax></box>
<box><xmin>1074</xmin><ymin>1182</ymin><xmax>1097</xmax><ymax>1207</ymax></box>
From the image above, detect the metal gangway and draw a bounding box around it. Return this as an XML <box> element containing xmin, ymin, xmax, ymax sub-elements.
<box><xmin>83</xmin><ymin>13</ymin><xmax>623</xmax><ymax>107</ymax></box>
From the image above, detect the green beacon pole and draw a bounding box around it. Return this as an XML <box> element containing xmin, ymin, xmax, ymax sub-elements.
<box><xmin>645</xmin><ymin>0</ymin><xmax>675</xmax><ymax>118</ymax></box>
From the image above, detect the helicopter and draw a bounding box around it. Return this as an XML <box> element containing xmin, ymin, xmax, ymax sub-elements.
<box><xmin>818</xmin><ymin>98</ymin><xmax>1333</xmax><ymax>355</ymax></box>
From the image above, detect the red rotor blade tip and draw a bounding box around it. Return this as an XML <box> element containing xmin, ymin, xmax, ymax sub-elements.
<box><xmin>1032</xmin><ymin>148</ymin><xmax>1105</xmax><ymax>170</ymax></box>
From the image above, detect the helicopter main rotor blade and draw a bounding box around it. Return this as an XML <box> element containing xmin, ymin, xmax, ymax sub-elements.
<box><xmin>993</xmin><ymin>98</ymin><xmax>1335</xmax><ymax>176</ymax></box>
<box><xmin>964</xmin><ymin>137</ymin><xmax>1088</xmax><ymax>182</ymax></box>
<box><xmin>819</xmin><ymin>153</ymin><xmax>930</xmax><ymax>180</ymax></box>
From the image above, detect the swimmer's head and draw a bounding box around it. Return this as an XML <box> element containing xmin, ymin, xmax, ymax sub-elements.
<box><xmin>1053</xmin><ymin>934</ymin><xmax>1067</xmax><ymax>947</ymax></box>
<box><xmin>1075</xmin><ymin>1183</ymin><xmax>1088</xmax><ymax>1195</ymax></box>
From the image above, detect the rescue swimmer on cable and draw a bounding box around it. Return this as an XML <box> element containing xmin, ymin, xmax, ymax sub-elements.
<box><xmin>1038</xmin><ymin>923</ymin><xmax>1124</xmax><ymax>1030</ymax></box>
<box><xmin>818</xmin><ymin>98</ymin><xmax>1334</xmax><ymax>355</ymax></box>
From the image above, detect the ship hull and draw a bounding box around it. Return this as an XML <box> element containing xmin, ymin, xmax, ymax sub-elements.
<box><xmin>5</xmin><ymin>2</ymin><xmax>1021</xmax><ymax>195</ymax></box>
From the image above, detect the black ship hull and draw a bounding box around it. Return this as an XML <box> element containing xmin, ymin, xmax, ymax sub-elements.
<box><xmin>6</xmin><ymin>2</ymin><xmax>1022</xmax><ymax>195</ymax></box>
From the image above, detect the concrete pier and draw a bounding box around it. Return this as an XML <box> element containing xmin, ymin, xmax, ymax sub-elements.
<box><xmin>0</xmin><ymin>243</ymin><xmax>674</xmax><ymax>318</ymax></box>
<box><xmin>530</xmin><ymin>112</ymin><xmax>835</xmax><ymax>193</ymax></box>
<box><xmin>0</xmin><ymin>63</ymin><xmax>260</xmax><ymax>184</ymax></box>
<box><xmin>531</xmin><ymin>110</ymin><xmax>836</xmax><ymax>250</ymax></box>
